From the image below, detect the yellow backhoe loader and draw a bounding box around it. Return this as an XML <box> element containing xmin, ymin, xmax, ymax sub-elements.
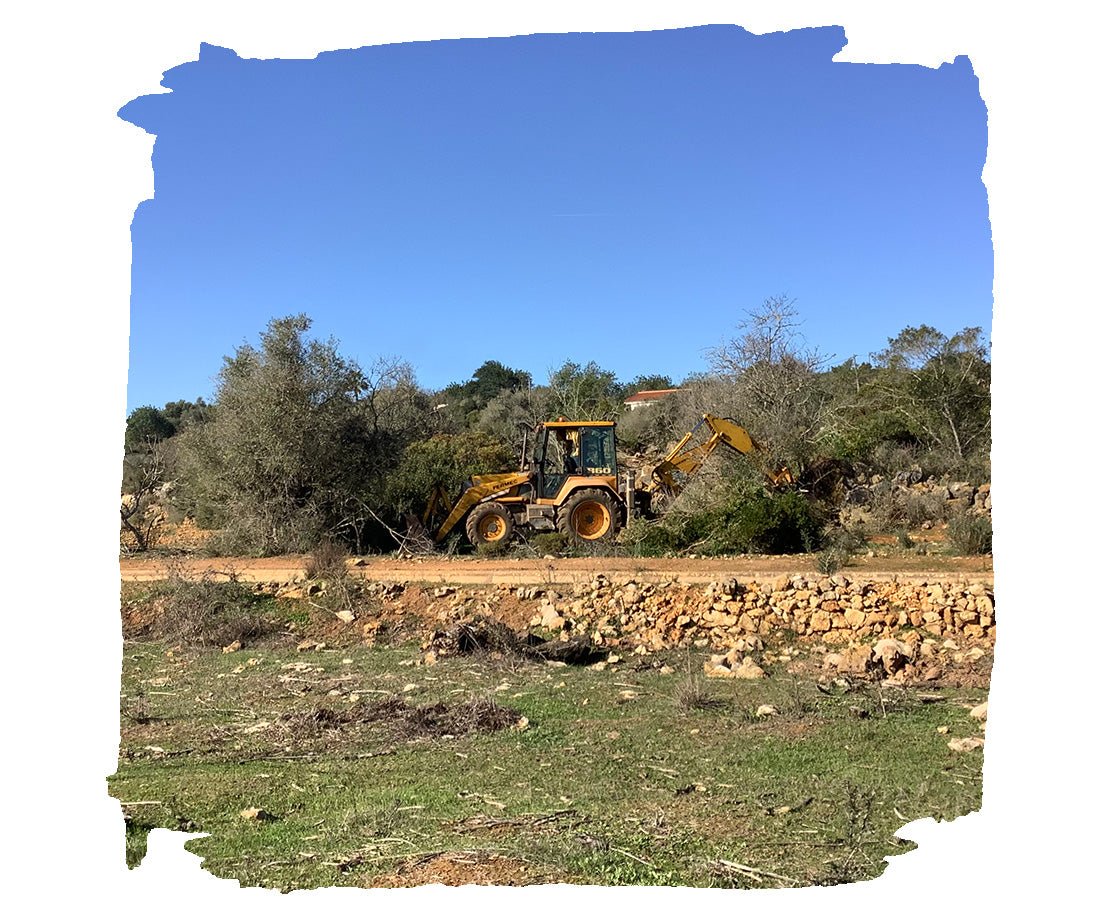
<box><xmin>422</xmin><ymin>415</ymin><xmax>791</xmax><ymax>549</ymax></box>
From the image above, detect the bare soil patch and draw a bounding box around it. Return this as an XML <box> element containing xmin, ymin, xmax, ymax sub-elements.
<box><xmin>366</xmin><ymin>851</ymin><xmax>550</xmax><ymax>887</ymax></box>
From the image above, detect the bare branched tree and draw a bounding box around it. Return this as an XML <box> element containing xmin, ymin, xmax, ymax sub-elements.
<box><xmin>121</xmin><ymin>440</ymin><xmax>167</xmax><ymax>552</ymax></box>
<box><xmin>706</xmin><ymin>295</ymin><xmax>832</xmax><ymax>470</ymax></box>
<box><xmin>546</xmin><ymin>361</ymin><xmax>623</xmax><ymax>421</ymax></box>
<box><xmin>366</xmin><ymin>356</ymin><xmax>434</xmax><ymax>441</ymax></box>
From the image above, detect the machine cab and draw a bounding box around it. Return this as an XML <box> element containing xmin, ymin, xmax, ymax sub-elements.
<box><xmin>532</xmin><ymin>421</ymin><xmax>617</xmax><ymax>500</ymax></box>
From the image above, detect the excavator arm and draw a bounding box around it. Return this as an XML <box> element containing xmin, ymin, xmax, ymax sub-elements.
<box><xmin>645</xmin><ymin>414</ymin><xmax>792</xmax><ymax>500</ymax></box>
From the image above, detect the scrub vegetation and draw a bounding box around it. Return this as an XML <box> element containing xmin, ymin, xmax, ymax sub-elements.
<box><xmin>122</xmin><ymin>297</ymin><xmax>990</xmax><ymax>557</ymax></box>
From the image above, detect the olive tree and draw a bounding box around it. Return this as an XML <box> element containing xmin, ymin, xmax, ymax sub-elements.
<box><xmin>872</xmin><ymin>325</ymin><xmax>990</xmax><ymax>463</ymax></box>
<box><xmin>175</xmin><ymin>315</ymin><xmax>395</xmax><ymax>554</ymax></box>
<box><xmin>475</xmin><ymin>386</ymin><xmax>540</xmax><ymax>457</ymax></box>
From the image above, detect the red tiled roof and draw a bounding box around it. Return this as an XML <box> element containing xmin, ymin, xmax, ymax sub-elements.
<box><xmin>623</xmin><ymin>389</ymin><xmax>679</xmax><ymax>402</ymax></box>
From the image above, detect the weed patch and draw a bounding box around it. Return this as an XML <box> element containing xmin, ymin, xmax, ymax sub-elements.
<box><xmin>127</xmin><ymin>575</ymin><xmax>281</xmax><ymax>648</ymax></box>
<box><xmin>815</xmin><ymin>548</ymin><xmax>849</xmax><ymax>575</ymax></box>
<box><xmin>947</xmin><ymin>513</ymin><xmax>993</xmax><ymax>555</ymax></box>
<box><xmin>673</xmin><ymin>677</ymin><xmax>730</xmax><ymax>714</ymax></box>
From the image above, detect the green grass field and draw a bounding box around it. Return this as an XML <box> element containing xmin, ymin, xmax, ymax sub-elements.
<box><xmin>112</xmin><ymin>624</ymin><xmax>986</xmax><ymax>890</ymax></box>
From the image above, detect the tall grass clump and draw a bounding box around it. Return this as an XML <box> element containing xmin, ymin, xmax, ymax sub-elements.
<box><xmin>303</xmin><ymin>538</ymin><xmax>378</xmax><ymax>616</ymax></box>
<box><xmin>946</xmin><ymin>512</ymin><xmax>993</xmax><ymax>555</ymax></box>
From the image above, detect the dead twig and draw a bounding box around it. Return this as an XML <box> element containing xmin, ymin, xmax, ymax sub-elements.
<box><xmin>610</xmin><ymin>845</ymin><xmax>655</xmax><ymax>867</ymax></box>
<box><xmin>452</xmin><ymin>809</ymin><xmax>584</xmax><ymax>833</ymax></box>
<box><xmin>714</xmin><ymin>859</ymin><xmax>801</xmax><ymax>885</ymax></box>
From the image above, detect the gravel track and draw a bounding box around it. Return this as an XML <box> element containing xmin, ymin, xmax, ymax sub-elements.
<box><xmin>120</xmin><ymin>553</ymin><xmax>994</xmax><ymax>586</ymax></box>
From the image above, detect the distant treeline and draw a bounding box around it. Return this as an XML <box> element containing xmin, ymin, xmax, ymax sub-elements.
<box><xmin>123</xmin><ymin>297</ymin><xmax>990</xmax><ymax>556</ymax></box>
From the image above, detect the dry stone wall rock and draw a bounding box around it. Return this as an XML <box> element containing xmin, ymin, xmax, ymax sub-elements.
<box><xmin>245</xmin><ymin>571</ymin><xmax>995</xmax><ymax>682</ymax></box>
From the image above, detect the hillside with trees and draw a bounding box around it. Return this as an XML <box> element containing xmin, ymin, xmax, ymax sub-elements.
<box><xmin>122</xmin><ymin>298</ymin><xmax>991</xmax><ymax>560</ymax></box>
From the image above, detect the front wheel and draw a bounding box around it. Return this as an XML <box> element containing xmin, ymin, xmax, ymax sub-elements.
<box><xmin>465</xmin><ymin>502</ymin><xmax>515</xmax><ymax>548</ymax></box>
<box><xmin>559</xmin><ymin>489</ymin><xmax>620</xmax><ymax>546</ymax></box>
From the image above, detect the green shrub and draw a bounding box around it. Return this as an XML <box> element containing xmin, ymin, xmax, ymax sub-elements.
<box><xmin>955</xmin><ymin>454</ymin><xmax>992</xmax><ymax>488</ymax></box>
<box><xmin>816</xmin><ymin>547</ymin><xmax>849</xmax><ymax>574</ymax></box>
<box><xmin>822</xmin><ymin>415</ymin><xmax>916</xmax><ymax>466</ymax></box>
<box><xmin>621</xmin><ymin>484</ymin><xmax>824</xmax><ymax>556</ymax></box>
<box><xmin>947</xmin><ymin>513</ymin><xmax>993</xmax><ymax>555</ymax></box>
<box><xmin>894</xmin><ymin>527</ymin><xmax>915</xmax><ymax>549</ymax></box>
<box><xmin>824</xmin><ymin>525</ymin><xmax>867</xmax><ymax>556</ymax></box>
<box><xmin>385</xmin><ymin>431</ymin><xmax>516</xmax><ymax>516</ymax></box>
<box><xmin>617</xmin><ymin>512</ymin><xmax>708</xmax><ymax>556</ymax></box>
<box><xmin>475</xmin><ymin>540</ymin><xmax>510</xmax><ymax>558</ymax></box>
<box><xmin>867</xmin><ymin>442</ymin><xmax>922</xmax><ymax>480</ymax></box>
<box><xmin>529</xmin><ymin>532</ymin><xmax>569</xmax><ymax>556</ymax></box>
<box><xmin>617</xmin><ymin>518</ymin><xmax>683</xmax><ymax>556</ymax></box>
<box><xmin>703</xmin><ymin>485</ymin><xmax>825</xmax><ymax>555</ymax></box>
<box><xmin>903</xmin><ymin>491</ymin><xmax>948</xmax><ymax>527</ymax></box>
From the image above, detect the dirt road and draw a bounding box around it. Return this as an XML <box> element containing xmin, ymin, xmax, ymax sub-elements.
<box><xmin>120</xmin><ymin>553</ymin><xmax>995</xmax><ymax>586</ymax></box>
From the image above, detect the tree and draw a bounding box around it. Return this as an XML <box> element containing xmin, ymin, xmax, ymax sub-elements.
<box><xmin>461</xmin><ymin>360</ymin><xmax>531</xmax><ymax>402</ymax></box>
<box><xmin>476</xmin><ymin>386</ymin><xmax>540</xmax><ymax>456</ymax></box>
<box><xmin>706</xmin><ymin>295</ymin><xmax>831</xmax><ymax>470</ymax></box>
<box><xmin>124</xmin><ymin>406</ymin><xmax>175</xmax><ymax>451</ymax></box>
<box><xmin>440</xmin><ymin>360</ymin><xmax>532</xmax><ymax>429</ymax></box>
<box><xmin>872</xmin><ymin>325</ymin><xmax>990</xmax><ymax>462</ymax></box>
<box><xmin>365</xmin><ymin>357</ymin><xmax>438</xmax><ymax>453</ymax></box>
<box><xmin>624</xmin><ymin>374</ymin><xmax>675</xmax><ymax>395</ymax></box>
<box><xmin>120</xmin><ymin>443</ymin><xmax>168</xmax><ymax>552</ymax></box>
<box><xmin>175</xmin><ymin>315</ymin><xmax>390</xmax><ymax>554</ymax></box>
<box><xmin>161</xmin><ymin>398</ymin><xmax>212</xmax><ymax>432</ymax></box>
<box><xmin>547</xmin><ymin>361</ymin><xmax>623</xmax><ymax>420</ymax></box>
<box><xmin>813</xmin><ymin>358</ymin><xmax>915</xmax><ymax>463</ymax></box>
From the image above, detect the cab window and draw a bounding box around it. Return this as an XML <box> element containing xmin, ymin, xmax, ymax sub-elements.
<box><xmin>578</xmin><ymin>426</ymin><xmax>616</xmax><ymax>477</ymax></box>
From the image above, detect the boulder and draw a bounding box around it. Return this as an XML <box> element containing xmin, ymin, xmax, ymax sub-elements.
<box><xmin>703</xmin><ymin>658</ymin><xmax>734</xmax><ymax>678</ymax></box>
<box><xmin>872</xmin><ymin>638</ymin><xmax>913</xmax><ymax>675</ymax></box>
<box><xmin>733</xmin><ymin>660</ymin><xmax>766</xmax><ymax>680</ymax></box>
<box><xmin>740</xmin><ymin>633</ymin><xmax>765</xmax><ymax>653</ymax></box>
<box><xmin>538</xmin><ymin>601</ymin><xmax>566</xmax><ymax>631</ymax></box>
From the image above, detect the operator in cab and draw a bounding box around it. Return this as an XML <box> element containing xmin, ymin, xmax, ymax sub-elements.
<box><xmin>561</xmin><ymin>436</ymin><xmax>580</xmax><ymax>474</ymax></box>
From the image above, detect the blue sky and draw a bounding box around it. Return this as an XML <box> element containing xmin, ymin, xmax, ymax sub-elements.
<box><xmin>119</xmin><ymin>24</ymin><xmax>991</xmax><ymax>411</ymax></box>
